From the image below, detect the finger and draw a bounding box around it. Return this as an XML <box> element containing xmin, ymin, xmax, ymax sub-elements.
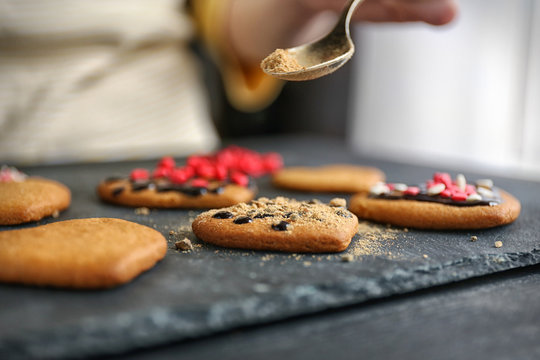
<box><xmin>353</xmin><ymin>0</ymin><xmax>458</xmax><ymax>25</ymax></box>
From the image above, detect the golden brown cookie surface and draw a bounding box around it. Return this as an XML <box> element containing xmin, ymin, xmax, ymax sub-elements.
<box><xmin>192</xmin><ymin>197</ymin><xmax>359</xmax><ymax>253</ymax></box>
<box><xmin>349</xmin><ymin>173</ymin><xmax>521</xmax><ymax>230</ymax></box>
<box><xmin>272</xmin><ymin>164</ymin><xmax>385</xmax><ymax>193</ymax></box>
<box><xmin>0</xmin><ymin>177</ymin><xmax>71</xmax><ymax>225</ymax></box>
<box><xmin>98</xmin><ymin>179</ymin><xmax>256</xmax><ymax>209</ymax></box>
<box><xmin>0</xmin><ymin>218</ymin><xmax>167</xmax><ymax>289</ymax></box>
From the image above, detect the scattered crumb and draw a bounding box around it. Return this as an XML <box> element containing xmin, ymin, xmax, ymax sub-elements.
<box><xmin>303</xmin><ymin>261</ymin><xmax>312</xmax><ymax>267</ymax></box>
<box><xmin>175</xmin><ymin>238</ymin><xmax>193</xmax><ymax>251</ymax></box>
<box><xmin>329</xmin><ymin>198</ymin><xmax>347</xmax><ymax>207</ymax></box>
<box><xmin>403</xmin><ymin>228</ymin><xmax>409</xmax><ymax>232</ymax></box>
<box><xmin>341</xmin><ymin>254</ymin><xmax>354</xmax><ymax>262</ymax></box>
<box><xmin>169</xmin><ymin>230</ymin><xmax>176</xmax><ymax>236</ymax></box>
<box><xmin>471</xmin><ymin>235</ymin><xmax>478</xmax><ymax>242</ymax></box>
<box><xmin>423</xmin><ymin>254</ymin><xmax>429</xmax><ymax>259</ymax></box>
<box><xmin>52</xmin><ymin>210</ymin><xmax>60</xmax><ymax>218</ymax></box>
<box><xmin>348</xmin><ymin>222</ymin><xmax>400</xmax><ymax>257</ymax></box>
<box><xmin>135</xmin><ymin>207</ymin><xmax>150</xmax><ymax>215</ymax></box>
<box><xmin>494</xmin><ymin>240</ymin><xmax>503</xmax><ymax>248</ymax></box>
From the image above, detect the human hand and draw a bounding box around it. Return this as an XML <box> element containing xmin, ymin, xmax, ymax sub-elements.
<box><xmin>227</xmin><ymin>0</ymin><xmax>458</xmax><ymax>64</ymax></box>
<box><xmin>297</xmin><ymin>0</ymin><xmax>458</xmax><ymax>26</ymax></box>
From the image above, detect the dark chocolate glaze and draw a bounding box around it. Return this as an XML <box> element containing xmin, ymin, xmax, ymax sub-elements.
<box><xmin>213</xmin><ymin>211</ymin><xmax>234</xmax><ymax>219</ymax></box>
<box><xmin>112</xmin><ymin>187</ymin><xmax>125</xmax><ymax>197</ymax></box>
<box><xmin>254</xmin><ymin>213</ymin><xmax>275</xmax><ymax>219</ymax></box>
<box><xmin>371</xmin><ymin>186</ymin><xmax>501</xmax><ymax>207</ymax></box>
<box><xmin>272</xmin><ymin>221</ymin><xmax>290</xmax><ymax>231</ymax></box>
<box><xmin>103</xmin><ymin>176</ymin><xmax>251</xmax><ymax>198</ymax></box>
<box><xmin>233</xmin><ymin>216</ymin><xmax>253</xmax><ymax>224</ymax></box>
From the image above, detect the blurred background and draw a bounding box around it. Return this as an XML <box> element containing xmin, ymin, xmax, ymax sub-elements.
<box><xmin>215</xmin><ymin>0</ymin><xmax>540</xmax><ymax>181</ymax></box>
<box><xmin>350</xmin><ymin>0</ymin><xmax>540</xmax><ymax>181</ymax></box>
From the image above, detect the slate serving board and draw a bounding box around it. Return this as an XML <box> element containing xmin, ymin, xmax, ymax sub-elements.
<box><xmin>1</xmin><ymin>135</ymin><xmax>539</xmax><ymax>359</ymax></box>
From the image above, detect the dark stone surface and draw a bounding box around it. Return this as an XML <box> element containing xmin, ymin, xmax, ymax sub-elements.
<box><xmin>0</xmin><ymin>135</ymin><xmax>539</xmax><ymax>359</ymax></box>
<box><xmin>107</xmin><ymin>265</ymin><xmax>540</xmax><ymax>360</ymax></box>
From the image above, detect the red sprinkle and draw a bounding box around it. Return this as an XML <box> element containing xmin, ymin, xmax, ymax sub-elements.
<box><xmin>404</xmin><ymin>186</ymin><xmax>420</xmax><ymax>196</ymax></box>
<box><xmin>170</xmin><ymin>169</ymin><xmax>190</xmax><ymax>184</ymax></box>
<box><xmin>214</xmin><ymin>164</ymin><xmax>228</xmax><ymax>181</ymax></box>
<box><xmin>433</xmin><ymin>172</ymin><xmax>452</xmax><ymax>187</ymax></box>
<box><xmin>387</xmin><ymin>183</ymin><xmax>395</xmax><ymax>191</ymax></box>
<box><xmin>440</xmin><ymin>189</ymin><xmax>452</xmax><ymax>198</ymax></box>
<box><xmin>196</xmin><ymin>164</ymin><xmax>215</xmax><ymax>179</ymax></box>
<box><xmin>130</xmin><ymin>168</ymin><xmax>149</xmax><ymax>181</ymax></box>
<box><xmin>152</xmin><ymin>167</ymin><xmax>171</xmax><ymax>179</ymax></box>
<box><xmin>191</xmin><ymin>178</ymin><xmax>209</xmax><ymax>188</ymax></box>
<box><xmin>158</xmin><ymin>156</ymin><xmax>175</xmax><ymax>169</ymax></box>
<box><xmin>230</xmin><ymin>172</ymin><xmax>249</xmax><ymax>187</ymax></box>
<box><xmin>451</xmin><ymin>193</ymin><xmax>467</xmax><ymax>201</ymax></box>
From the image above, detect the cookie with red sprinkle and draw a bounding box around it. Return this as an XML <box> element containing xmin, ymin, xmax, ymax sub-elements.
<box><xmin>0</xmin><ymin>166</ymin><xmax>71</xmax><ymax>225</ymax></box>
<box><xmin>349</xmin><ymin>172</ymin><xmax>520</xmax><ymax>230</ymax></box>
<box><xmin>97</xmin><ymin>146</ymin><xmax>282</xmax><ymax>209</ymax></box>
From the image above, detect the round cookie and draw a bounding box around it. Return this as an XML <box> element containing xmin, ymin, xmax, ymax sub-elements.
<box><xmin>0</xmin><ymin>167</ymin><xmax>71</xmax><ymax>225</ymax></box>
<box><xmin>192</xmin><ymin>197</ymin><xmax>359</xmax><ymax>253</ymax></box>
<box><xmin>349</xmin><ymin>173</ymin><xmax>521</xmax><ymax>230</ymax></box>
<box><xmin>272</xmin><ymin>164</ymin><xmax>385</xmax><ymax>193</ymax></box>
<box><xmin>0</xmin><ymin>218</ymin><xmax>167</xmax><ymax>289</ymax></box>
<box><xmin>97</xmin><ymin>147</ymin><xmax>283</xmax><ymax>209</ymax></box>
<box><xmin>98</xmin><ymin>178</ymin><xmax>256</xmax><ymax>209</ymax></box>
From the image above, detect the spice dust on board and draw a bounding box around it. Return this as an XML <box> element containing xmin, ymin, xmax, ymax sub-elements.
<box><xmin>345</xmin><ymin>221</ymin><xmax>403</xmax><ymax>258</ymax></box>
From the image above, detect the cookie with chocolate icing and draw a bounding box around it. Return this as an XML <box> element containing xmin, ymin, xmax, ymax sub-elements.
<box><xmin>192</xmin><ymin>197</ymin><xmax>359</xmax><ymax>253</ymax></box>
<box><xmin>0</xmin><ymin>166</ymin><xmax>71</xmax><ymax>225</ymax></box>
<box><xmin>0</xmin><ymin>218</ymin><xmax>167</xmax><ymax>289</ymax></box>
<box><xmin>272</xmin><ymin>164</ymin><xmax>385</xmax><ymax>193</ymax></box>
<box><xmin>98</xmin><ymin>147</ymin><xmax>282</xmax><ymax>209</ymax></box>
<box><xmin>349</xmin><ymin>173</ymin><xmax>521</xmax><ymax>230</ymax></box>
<box><xmin>98</xmin><ymin>177</ymin><xmax>256</xmax><ymax>209</ymax></box>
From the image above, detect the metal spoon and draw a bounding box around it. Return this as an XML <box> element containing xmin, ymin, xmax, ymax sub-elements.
<box><xmin>261</xmin><ymin>0</ymin><xmax>364</xmax><ymax>81</ymax></box>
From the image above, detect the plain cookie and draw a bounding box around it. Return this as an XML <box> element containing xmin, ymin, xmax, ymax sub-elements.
<box><xmin>349</xmin><ymin>173</ymin><xmax>521</xmax><ymax>230</ymax></box>
<box><xmin>0</xmin><ymin>218</ymin><xmax>167</xmax><ymax>289</ymax></box>
<box><xmin>0</xmin><ymin>166</ymin><xmax>71</xmax><ymax>225</ymax></box>
<box><xmin>192</xmin><ymin>197</ymin><xmax>359</xmax><ymax>253</ymax></box>
<box><xmin>272</xmin><ymin>164</ymin><xmax>385</xmax><ymax>193</ymax></box>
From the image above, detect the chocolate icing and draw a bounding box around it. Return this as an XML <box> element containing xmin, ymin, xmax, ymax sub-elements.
<box><xmin>107</xmin><ymin>178</ymin><xmax>251</xmax><ymax>198</ymax></box>
<box><xmin>371</xmin><ymin>185</ymin><xmax>501</xmax><ymax>207</ymax></box>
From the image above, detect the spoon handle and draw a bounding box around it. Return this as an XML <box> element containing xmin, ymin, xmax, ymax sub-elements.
<box><xmin>334</xmin><ymin>0</ymin><xmax>365</xmax><ymax>37</ymax></box>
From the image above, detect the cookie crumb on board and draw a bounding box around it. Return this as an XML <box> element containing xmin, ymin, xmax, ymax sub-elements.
<box><xmin>470</xmin><ymin>235</ymin><xmax>478</xmax><ymax>242</ymax></box>
<box><xmin>135</xmin><ymin>207</ymin><xmax>150</xmax><ymax>215</ymax></box>
<box><xmin>422</xmin><ymin>254</ymin><xmax>429</xmax><ymax>259</ymax></box>
<box><xmin>494</xmin><ymin>240</ymin><xmax>503</xmax><ymax>248</ymax></box>
<box><xmin>175</xmin><ymin>238</ymin><xmax>194</xmax><ymax>251</ymax></box>
<box><xmin>341</xmin><ymin>254</ymin><xmax>354</xmax><ymax>262</ymax></box>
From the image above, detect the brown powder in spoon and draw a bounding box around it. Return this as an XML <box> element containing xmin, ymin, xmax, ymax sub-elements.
<box><xmin>261</xmin><ymin>49</ymin><xmax>305</xmax><ymax>73</ymax></box>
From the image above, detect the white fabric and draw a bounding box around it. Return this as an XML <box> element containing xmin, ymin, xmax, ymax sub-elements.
<box><xmin>0</xmin><ymin>0</ymin><xmax>219</xmax><ymax>164</ymax></box>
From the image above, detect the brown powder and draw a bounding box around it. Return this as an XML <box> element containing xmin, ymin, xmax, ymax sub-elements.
<box><xmin>347</xmin><ymin>221</ymin><xmax>400</xmax><ymax>257</ymax></box>
<box><xmin>261</xmin><ymin>49</ymin><xmax>305</xmax><ymax>73</ymax></box>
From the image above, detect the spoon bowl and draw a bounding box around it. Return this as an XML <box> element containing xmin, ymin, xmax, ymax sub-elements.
<box><xmin>261</xmin><ymin>0</ymin><xmax>363</xmax><ymax>81</ymax></box>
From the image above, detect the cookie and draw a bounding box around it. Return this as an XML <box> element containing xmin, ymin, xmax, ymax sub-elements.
<box><xmin>98</xmin><ymin>146</ymin><xmax>282</xmax><ymax>209</ymax></box>
<box><xmin>0</xmin><ymin>166</ymin><xmax>71</xmax><ymax>225</ymax></box>
<box><xmin>0</xmin><ymin>218</ymin><xmax>167</xmax><ymax>289</ymax></box>
<box><xmin>192</xmin><ymin>197</ymin><xmax>359</xmax><ymax>253</ymax></box>
<box><xmin>272</xmin><ymin>164</ymin><xmax>385</xmax><ymax>193</ymax></box>
<box><xmin>349</xmin><ymin>172</ymin><xmax>521</xmax><ymax>229</ymax></box>
<box><xmin>98</xmin><ymin>178</ymin><xmax>256</xmax><ymax>209</ymax></box>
